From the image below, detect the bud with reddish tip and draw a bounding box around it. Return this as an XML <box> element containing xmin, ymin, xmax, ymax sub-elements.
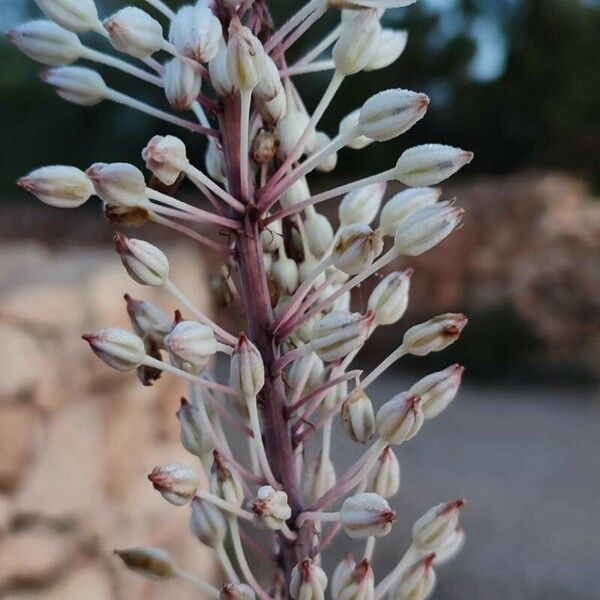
<box><xmin>165</xmin><ymin>58</ymin><xmax>203</xmax><ymax>111</ymax></box>
<box><xmin>142</xmin><ymin>135</ymin><xmax>188</xmax><ymax>186</ymax></box>
<box><xmin>114</xmin><ymin>546</ymin><xmax>176</xmax><ymax>580</ymax></box>
<box><xmin>368</xmin><ymin>270</ymin><xmax>412</xmax><ymax>326</ymax></box>
<box><xmin>148</xmin><ymin>463</ymin><xmax>200</xmax><ymax>506</ymax></box>
<box><xmin>169</xmin><ymin>4</ymin><xmax>222</xmax><ymax>63</ymax></box>
<box><xmin>389</xmin><ymin>555</ymin><xmax>436</xmax><ymax>600</ymax></box>
<box><xmin>87</xmin><ymin>163</ymin><xmax>147</xmax><ymax>207</ymax></box>
<box><xmin>412</xmin><ymin>500</ymin><xmax>465</xmax><ymax>552</ymax></box>
<box><xmin>272</xmin><ymin>254</ymin><xmax>299</xmax><ymax>294</ymax></box>
<box><xmin>210</xmin><ymin>454</ymin><xmax>244</xmax><ymax>507</ymax></box>
<box><xmin>290</xmin><ymin>558</ymin><xmax>328</xmax><ymax>600</ymax></box>
<box><xmin>191</xmin><ymin>496</ymin><xmax>227</xmax><ymax>548</ymax></box>
<box><xmin>331</xmin><ymin>558</ymin><xmax>375</xmax><ymax>600</ymax></box>
<box><xmin>408</xmin><ymin>364</ymin><xmax>464</xmax><ymax>419</ymax></box>
<box><xmin>41</xmin><ymin>66</ymin><xmax>107</xmax><ymax>106</ymax></box>
<box><xmin>376</xmin><ymin>393</ymin><xmax>424</xmax><ymax>445</ymax></box>
<box><xmin>226</xmin><ymin>17</ymin><xmax>265</xmax><ymax>91</ymax></box>
<box><xmin>177</xmin><ymin>398</ymin><xmax>213</xmax><ymax>458</ymax></box>
<box><xmin>435</xmin><ymin>529</ymin><xmax>465</xmax><ymax>565</ymax></box>
<box><xmin>365</xmin><ymin>29</ymin><xmax>408</xmax><ymax>71</ymax></box>
<box><xmin>82</xmin><ymin>327</ymin><xmax>145</xmax><ymax>371</ymax></box>
<box><xmin>340</xmin><ymin>492</ymin><xmax>396</xmax><ymax>539</ymax></box>
<box><xmin>379</xmin><ymin>187</ymin><xmax>441</xmax><ymax>237</ymax></box>
<box><xmin>339</xmin><ymin>182</ymin><xmax>386</xmax><ymax>226</ymax></box>
<box><xmin>114</xmin><ymin>233</ymin><xmax>170</xmax><ymax>287</ymax></box>
<box><xmin>164</xmin><ymin>320</ymin><xmax>218</xmax><ymax>373</ymax></box>
<box><xmin>311</xmin><ymin>311</ymin><xmax>372</xmax><ymax>363</ymax></box>
<box><xmin>34</xmin><ymin>0</ymin><xmax>101</xmax><ymax>33</ymax></box>
<box><xmin>341</xmin><ymin>387</ymin><xmax>376</xmax><ymax>444</ymax></box>
<box><xmin>17</xmin><ymin>165</ymin><xmax>93</xmax><ymax>208</ymax></box>
<box><xmin>104</xmin><ymin>7</ymin><xmax>165</xmax><ymax>59</ymax></box>
<box><xmin>333</xmin><ymin>224</ymin><xmax>384</xmax><ymax>276</ymax></box>
<box><xmin>303</xmin><ymin>211</ymin><xmax>335</xmax><ymax>258</ymax></box>
<box><xmin>402</xmin><ymin>313</ymin><xmax>468</xmax><ymax>356</ymax></box>
<box><xmin>221</xmin><ymin>584</ymin><xmax>256</xmax><ymax>600</ymax></box>
<box><xmin>250</xmin><ymin>486</ymin><xmax>292</xmax><ymax>531</ymax></box>
<box><xmin>331</xmin><ymin>555</ymin><xmax>356</xmax><ymax>599</ymax></box>
<box><xmin>333</xmin><ymin>9</ymin><xmax>382</xmax><ymax>75</ymax></box>
<box><xmin>366</xmin><ymin>446</ymin><xmax>400</xmax><ymax>498</ymax></box>
<box><xmin>124</xmin><ymin>294</ymin><xmax>171</xmax><ymax>346</ymax></box>
<box><xmin>394</xmin><ymin>144</ymin><xmax>474</xmax><ymax>187</ymax></box>
<box><xmin>254</xmin><ymin>55</ymin><xmax>284</xmax><ymax>102</ymax></box>
<box><xmin>230</xmin><ymin>334</ymin><xmax>265</xmax><ymax>397</ymax></box>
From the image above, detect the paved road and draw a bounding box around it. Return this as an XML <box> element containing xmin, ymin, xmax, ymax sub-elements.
<box><xmin>318</xmin><ymin>376</ymin><xmax>600</xmax><ymax>600</ymax></box>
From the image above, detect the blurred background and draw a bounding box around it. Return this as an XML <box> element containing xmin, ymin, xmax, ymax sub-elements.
<box><xmin>0</xmin><ymin>0</ymin><xmax>598</xmax><ymax>599</ymax></box>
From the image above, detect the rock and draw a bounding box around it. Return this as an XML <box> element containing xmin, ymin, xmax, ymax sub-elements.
<box><xmin>0</xmin><ymin>495</ymin><xmax>10</xmax><ymax>537</ymax></box>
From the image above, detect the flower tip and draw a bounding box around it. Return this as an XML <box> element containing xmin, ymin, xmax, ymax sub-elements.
<box><xmin>81</xmin><ymin>333</ymin><xmax>94</xmax><ymax>344</ymax></box>
<box><xmin>16</xmin><ymin>175</ymin><xmax>29</xmax><ymax>190</ymax></box>
<box><xmin>423</xmin><ymin>553</ymin><xmax>437</xmax><ymax>569</ymax></box>
<box><xmin>462</xmin><ymin>151</ymin><xmax>475</xmax><ymax>164</ymax></box>
<box><xmin>383</xmin><ymin>509</ymin><xmax>397</xmax><ymax>524</ymax></box>
<box><xmin>404</xmin><ymin>267</ymin><xmax>415</xmax><ymax>278</ymax></box>
<box><xmin>113</xmin><ymin>231</ymin><xmax>129</xmax><ymax>253</ymax></box>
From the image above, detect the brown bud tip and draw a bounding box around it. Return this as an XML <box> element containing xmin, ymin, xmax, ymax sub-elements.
<box><xmin>404</xmin><ymin>268</ymin><xmax>415</xmax><ymax>278</ymax></box>
<box><xmin>81</xmin><ymin>333</ymin><xmax>95</xmax><ymax>345</ymax></box>
<box><xmin>407</xmin><ymin>395</ymin><xmax>421</xmax><ymax>411</ymax></box>
<box><xmin>353</xmin><ymin>558</ymin><xmax>371</xmax><ymax>582</ymax></box>
<box><xmin>16</xmin><ymin>176</ymin><xmax>30</xmax><ymax>190</ymax></box>
<box><xmin>113</xmin><ymin>231</ymin><xmax>130</xmax><ymax>255</ymax></box>
<box><xmin>382</xmin><ymin>509</ymin><xmax>397</xmax><ymax>524</ymax></box>
<box><xmin>423</xmin><ymin>553</ymin><xmax>436</xmax><ymax>570</ymax></box>
<box><xmin>443</xmin><ymin>499</ymin><xmax>466</xmax><ymax>514</ymax></box>
<box><xmin>173</xmin><ymin>309</ymin><xmax>183</xmax><ymax>325</ymax></box>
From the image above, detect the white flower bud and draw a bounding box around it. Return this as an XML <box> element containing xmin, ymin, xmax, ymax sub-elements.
<box><xmin>230</xmin><ymin>334</ymin><xmax>265</xmax><ymax>397</ymax></box>
<box><xmin>115</xmin><ymin>547</ymin><xmax>176</xmax><ymax>580</ymax></box>
<box><xmin>210</xmin><ymin>457</ymin><xmax>245</xmax><ymax>507</ymax></box>
<box><xmin>365</xmin><ymin>28</ymin><xmax>408</xmax><ymax>71</ymax></box>
<box><xmin>272</xmin><ymin>254</ymin><xmax>299</xmax><ymax>294</ymax></box>
<box><xmin>8</xmin><ymin>20</ymin><xmax>83</xmax><ymax>66</ymax></box>
<box><xmin>299</xmin><ymin>254</ymin><xmax>326</xmax><ymax>288</ymax></box>
<box><xmin>394</xmin><ymin>144</ymin><xmax>474</xmax><ymax>187</ymax></box>
<box><xmin>164</xmin><ymin>58</ymin><xmax>203</xmax><ymax>111</ymax></box>
<box><xmin>142</xmin><ymin>134</ymin><xmax>188</xmax><ymax>186</ymax></box>
<box><xmin>104</xmin><ymin>7</ymin><xmax>165</xmax><ymax>59</ymax></box>
<box><xmin>339</xmin><ymin>182</ymin><xmax>386</xmax><ymax>226</ymax></box>
<box><xmin>339</xmin><ymin>110</ymin><xmax>373</xmax><ymax>150</ymax></box>
<box><xmin>341</xmin><ymin>387</ymin><xmax>376</xmax><ymax>444</ymax></box>
<box><xmin>340</xmin><ymin>492</ymin><xmax>396</xmax><ymax>539</ymax></box>
<box><xmin>288</xmin><ymin>352</ymin><xmax>325</xmax><ymax>393</ymax></box>
<box><xmin>259</xmin><ymin>88</ymin><xmax>288</xmax><ymax>125</ymax></box>
<box><xmin>366</xmin><ymin>446</ymin><xmax>400</xmax><ymax>498</ymax></box>
<box><xmin>304</xmin><ymin>211</ymin><xmax>335</xmax><ymax>258</ymax></box>
<box><xmin>221</xmin><ymin>584</ymin><xmax>256</xmax><ymax>600</ymax></box>
<box><xmin>311</xmin><ymin>131</ymin><xmax>338</xmax><ymax>173</ymax></box>
<box><xmin>333</xmin><ymin>9</ymin><xmax>382</xmax><ymax>75</ymax></box>
<box><xmin>368</xmin><ymin>270</ymin><xmax>412</xmax><ymax>326</ymax></box>
<box><xmin>82</xmin><ymin>327</ymin><xmax>145</xmax><ymax>371</ymax></box>
<box><xmin>331</xmin><ymin>556</ymin><xmax>356</xmax><ymax>600</ymax></box>
<box><xmin>376</xmin><ymin>393</ymin><xmax>423</xmax><ymax>445</ymax></box>
<box><xmin>434</xmin><ymin>529</ymin><xmax>465</xmax><ymax>565</ymax></box>
<box><xmin>359</xmin><ymin>89</ymin><xmax>429</xmax><ymax>142</ymax></box>
<box><xmin>332</xmin><ymin>558</ymin><xmax>375</xmax><ymax>600</ymax></box>
<box><xmin>389</xmin><ymin>555</ymin><xmax>436</xmax><ymax>600</ymax></box>
<box><xmin>254</xmin><ymin>55</ymin><xmax>284</xmax><ymax>102</ymax></box>
<box><xmin>17</xmin><ymin>165</ymin><xmax>93</xmax><ymax>208</ymax></box>
<box><xmin>379</xmin><ymin>187</ymin><xmax>441</xmax><ymax>237</ymax></box>
<box><xmin>205</xmin><ymin>140</ymin><xmax>227</xmax><ymax>183</ymax></box>
<box><xmin>226</xmin><ymin>18</ymin><xmax>265</xmax><ymax>91</ymax></box>
<box><xmin>41</xmin><ymin>66</ymin><xmax>107</xmax><ymax>106</ymax></box>
<box><xmin>276</xmin><ymin>101</ymin><xmax>311</xmax><ymax>157</ymax></box>
<box><xmin>323</xmin><ymin>379</ymin><xmax>348</xmax><ymax>411</ymax></box>
<box><xmin>209</xmin><ymin>40</ymin><xmax>235</xmax><ymax>96</ymax></box>
<box><xmin>34</xmin><ymin>0</ymin><xmax>101</xmax><ymax>33</ymax></box>
<box><xmin>408</xmin><ymin>364</ymin><xmax>464</xmax><ymax>419</ymax></box>
<box><xmin>290</xmin><ymin>559</ymin><xmax>328</xmax><ymax>600</ymax></box>
<box><xmin>191</xmin><ymin>496</ymin><xmax>227</xmax><ymax>547</ymax></box>
<box><xmin>393</xmin><ymin>202</ymin><xmax>464</xmax><ymax>256</ymax></box>
<box><xmin>402</xmin><ymin>313</ymin><xmax>468</xmax><ymax>356</ymax></box>
<box><xmin>333</xmin><ymin>224</ymin><xmax>383</xmax><ymax>275</ymax></box>
<box><xmin>114</xmin><ymin>233</ymin><xmax>170</xmax><ymax>286</ymax></box>
<box><xmin>249</xmin><ymin>485</ymin><xmax>292</xmax><ymax>530</ymax></box>
<box><xmin>170</xmin><ymin>4</ymin><xmax>222</xmax><ymax>63</ymax></box>
<box><xmin>303</xmin><ymin>455</ymin><xmax>336</xmax><ymax>505</ymax></box>
<box><xmin>412</xmin><ymin>500</ymin><xmax>465</xmax><ymax>552</ymax></box>
<box><xmin>176</xmin><ymin>398</ymin><xmax>213</xmax><ymax>457</ymax></box>
<box><xmin>86</xmin><ymin>162</ymin><xmax>147</xmax><ymax>207</ymax></box>
<box><xmin>148</xmin><ymin>463</ymin><xmax>200</xmax><ymax>506</ymax></box>
<box><xmin>311</xmin><ymin>311</ymin><xmax>372</xmax><ymax>363</ymax></box>
<box><xmin>165</xmin><ymin>320</ymin><xmax>218</xmax><ymax>373</ymax></box>
<box><xmin>261</xmin><ymin>219</ymin><xmax>282</xmax><ymax>253</ymax></box>
<box><xmin>124</xmin><ymin>294</ymin><xmax>171</xmax><ymax>346</ymax></box>
<box><xmin>280</xmin><ymin>177</ymin><xmax>310</xmax><ymax>210</ymax></box>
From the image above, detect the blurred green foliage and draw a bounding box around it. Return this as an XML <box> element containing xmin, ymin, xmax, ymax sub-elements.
<box><xmin>0</xmin><ymin>0</ymin><xmax>598</xmax><ymax>195</ymax></box>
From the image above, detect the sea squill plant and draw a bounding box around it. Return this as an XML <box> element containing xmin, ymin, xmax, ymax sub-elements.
<box><xmin>11</xmin><ymin>0</ymin><xmax>473</xmax><ymax>598</ymax></box>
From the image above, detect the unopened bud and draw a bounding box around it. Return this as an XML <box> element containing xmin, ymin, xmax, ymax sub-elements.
<box><xmin>290</xmin><ymin>559</ymin><xmax>328</xmax><ymax>600</ymax></box>
<box><xmin>254</xmin><ymin>55</ymin><xmax>284</xmax><ymax>102</ymax></box>
<box><xmin>379</xmin><ymin>187</ymin><xmax>441</xmax><ymax>237</ymax></box>
<box><xmin>17</xmin><ymin>165</ymin><xmax>93</xmax><ymax>208</ymax></box>
<box><xmin>250</xmin><ymin>485</ymin><xmax>292</xmax><ymax>530</ymax></box>
<box><xmin>311</xmin><ymin>311</ymin><xmax>371</xmax><ymax>363</ymax></box>
<box><xmin>339</xmin><ymin>182</ymin><xmax>386</xmax><ymax>226</ymax></box>
<box><xmin>366</xmin><ymin>446</ymin><xmax>400</xmax><ymax>498</ymax></box>
<box><xmin>177</xmin><ymin>398</ymin><xmax>213</xmax><ymax>457</ymax></box>
<box><xmin>394</xmin><ymin>144</ymin><xmax>473</xmax><ymax>187</ymax></box>
<box><xmin>359</xmin><ymin>89</ymin><xmax>429</xmax><ymax>142</ymax></box>
<box><xmin>272</xmin><ymin>255</ymin><xmax>299</xmax><ymax>294</ymax></box>
<box><xmin>333</xmin><ymin>224</ymin><xmax>383</xmax><ymax>275</ymax></box>
<box><xmin>230</xmin><ymin>334</ymin><xmax>264</xmax><ymax>397</ymax></box>
<box><xmin>393</xmin><ymin>202</ymin><xmax>464</xmax><ymax>256</ymax></box>
<box><xmin>435</xmin><ymin>529</ymin><xmax>465</xmax><ymax>565</ymax></box>
<box><xmin>389</xmin><ymin>555</ymin><xmax>436</xmax><ymax>600</ymax></box>
<box><xmin>82</xmin><ymin>327</ymin><xmax>145</xmax><ymax>371</ymax></box>
<box><xmin>261</xmin><ymin>219</ymin><xmax>282</xmax><ymax>253</ymax></box>
<box><xmin>376</xmin><ymin>393</ymin><xmax>423</xmax><ymax>445</ymax></box>
<box><xmin>280</xmin><ymin>177</ymin><xmax>310</xmax><ymax>210</ymax></box>
<box><xmin>210</xmin><ymin>453</ymin><xmax>244</xmax><ymax>507</ymax></box>
<box><xmin>333</xmin><ymin>9</ymin><xmax>382</xmax><ymax>75</ymax></box>
<box><xmin>303</xmin><ymin>455</ymin><xmax>336</xmax><ymax>505</ymax></box>
<box><xmin>114</xmin><ymin>233</ymin><xmax>170</xmax><ymax>286</ymax></box>
<box><xmin>311</xmin><ymin>131</ymin><xmax>338</xmax><ymax>172</ymax></box>
<box><xmin>331</xmin><ymin>558</ymin><xmax>374</xmax><ymax>600</ymax></box>
<box><xmin>169</xmin><ymin>4</ymin><xmax>222</xmax><ymax>63</ymax></box>
<box><xmin>115</xmin><ymin>547</ymin><xmax>176</xmax><ymax>580</ymax></box>
<box><xmin>226</xmin><ymin>18</ymin><xmax>265</xmax><ymax>91</ymax></box>
<box><xmin>304</xmin><ymin>211</ymin><xmax>335</xmax><ymax>258</ymax></box>
<box><xmin>288</xmin><ymin>352</ymin><xmax>325</xmax><ymax>393</ymax></box>
<box><xmin>221</xmin><ymin>584</ymin><xmax>256</xmax><ymax>600</ymax></box>
<box><xmin>87</xmin><ymin>162</ymin><xmax>146</xmax><ymax>207</ymax></box>
<box><xmin>341</xmin><ymin>387</ymin><xmax>376</xmax><ymax>444</ymax></box>
<box><xmin>339</xmin><ymin>110</ymin><xmax>373</xmax><ymax>150</ymax></box>
<box><xmin>365</xmin><ymin>29</ymin><xmax>408</xmax><ymax>71</ymax></box>
<box><xmin>331</xmin><ymin>556</ymin><xmax>357</xmax><ymax>599</ymax></box>
<box><xmin>124</xmin><ymin>294</ymin><xmax>171</xmax><ymax>346</ymax></box>
<box><xmin>340</xmin><ymin>492</ymin><xmax>396</xmax><ymax>539</ymax></box>
<box><xmin>368</xmin><ymin>270</ymin><xmax>412</xmax><ymax>326</ymax></box>
<box><xmin>164</xmin><ymin>320</ymin><xmax>218</xmax><ymax>373</ymax></box>
<box><xmin>8</xmin><ymin>20</ymin><xmax>83</xmax><ymax>66</ymax></box>
<box><xmin>34</xmin><ymin>0</ymin><xmax>101</xmax><ymax>33</ymax></box>
<box><xmin>164</xmin><ymin>58</ymin><xmax>202</xmax><ymax>111</ymax></box>
<box><xmin>104</xmin><ymin>7</ymin><xmax>165</xmax><ymax>59</ymax></box>
<box><xmin>323</xmin><ymin>378</ymin><xmax>348</xmax><ymax>411</ymax></box>
<box><xmin>409</xmin><ymin>364</ymin><xmax>464</xmax><ymax>419</ymax></box>
<box><xmin>259</xmin><ymin>88</ymin><xmax>288</xmax><ymax>125</ymax></box>
<box><xmin>402</xmin><ymin>313</ymin><xmax>468</xmax><ymax>356</ymax></box>
<box><xmin>142</xmin><ymin>134</ymin><xmax>188</xmax><ymax>186</ymax></box>
<box><xmin>276</xmin><ymin>102</ymin><xmax>310</xmax><ymax>157</ymax></box>
<box><xmin>191</xmin><ymin>496</ymin><xmax>227</xmax><ymax>547</ymax></box>
<box><xmin>205</xmin><ymin>140</ymin><xmax>227</xmax><ymax>183</ymax></box>
<box><xmin>413</xmin><ymin>499</ymin><xmax>465</xmax><ymax>552</ymax></box>
<box><xmin>148</xmin><ymin>463</ymin><xmax>200</xmax><ymax>506</ymax></box>
<box><xmin>41</xmin><ymin>66</ymin><xmax>107</xmax><ymax>106</ymax></box>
